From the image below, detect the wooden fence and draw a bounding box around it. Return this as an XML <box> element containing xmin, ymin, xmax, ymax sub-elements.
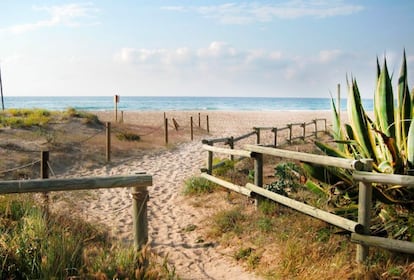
<box><xmin>200</xmin><ymin>143</ymin><xmax>414</xmax><ymax>263</ymax></box>
<box><xmin>0</xmin><ymin>154</ymin><xmax>152</xmax><ymax>250</ymax></box>
<box><xmin>202</xmin><ymin>118</ymin><xmax>326</xmax><ymax>152</ymax></box>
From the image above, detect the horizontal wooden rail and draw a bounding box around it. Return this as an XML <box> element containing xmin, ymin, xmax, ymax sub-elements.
<box><xmin>254</xmin><ymin>126</ymin><xmax>274</xmax><ymax>130</ymax></box>
<box><xmin>290</xmin><ymin>122</ymin><xmax>304</xmax><ymax>126</ymax></box>
<box><xmin>353</xmin><ymin>171</ymin><xmax>414</xmax><ymax>186</ymax></box>
<box><xmin>0</xmin><ymin>173</ymin><xmax>152</xmax><ymax>250</ymax></box>
<box><xmin>0</xmin><ymin>174</ymin><xmax>152</xmax><ymax>194</ymax></box>
<box><xmin>233</xmin><ymin>131</ymin><xmax>257</xmax><ymax>142</ymax></box>
<box><xmin>246</xmin><ymin>183</ymin><xmax>363</xmax><ymax>233</ymax></box>
<box><xmin>352</xmin><ymin>233</ymin><xmax>414</xmax><ymax>254</ymax></box>
<box><xmin>245</xmin><ymin>144</ymin><xmax>364</xmax><ymax>171</ymax></box>
<box><xmin>201</xmin><ymin>173</ymin><xmax>252</xmax><ymax>197</ymax></box>
<box><xmin>202</xmin><ymin>138</ymin><xmax>229</xmax><ymax>145</ymax></box>
<box><xmin>273</xmin><ymin>126</ymin><xmax>289</xmax><ymax>132</ymax></box>
<box><xmin>202</xmin><ymin>144</ymin><xmax>253</xmax><ymax>158</ymax></box>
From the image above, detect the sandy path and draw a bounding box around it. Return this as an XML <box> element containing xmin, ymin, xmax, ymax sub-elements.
<box><xmin>61</xmin><ymin>140</ymin><xmax>260</xmax><ymax>279</ymax></box>
<box><xmin>57</xmin><ymin>110</ymin><xmax>333</xmax><ymax>279</ymax></box>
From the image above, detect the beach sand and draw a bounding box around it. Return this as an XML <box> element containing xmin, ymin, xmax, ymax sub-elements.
<box><xmin>56</xmin><ymin>110</ymin><xmax>333</xmax><ymax>280</ymax></box>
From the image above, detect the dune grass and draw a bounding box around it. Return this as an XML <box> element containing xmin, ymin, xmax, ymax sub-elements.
<box><xmin>0</xmin><ymin>194</ymin><xmax>177</xmax><ymax>279</ymax></box>
<box><xmin>190</xmin><ymin>156</ymin><xmax>414</xmax><ymax>279</ymax></box>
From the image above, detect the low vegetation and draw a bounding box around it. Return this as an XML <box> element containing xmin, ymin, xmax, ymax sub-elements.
<box><xmin>0</xmin><ymin>194</ymin><xmax>178</xmax><ymax>279</ymax></box>
<box><xmin>188</xmin><ymin>153</ymin><xmax>414</xmax><ymax>279</ymax></box>
<box><xmin>183</xmin><ymin>176</ymin><xmax>216</xmax><ymax>195</ymax></box>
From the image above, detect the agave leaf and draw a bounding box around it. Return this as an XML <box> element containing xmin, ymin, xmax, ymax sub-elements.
<box><xmin>348</xmin><ymin>79</ymin><xmax>377</xmax><ymax>160</ymax></box>
<box><xmin>375</xmin><ymin>58</ymin><xmax>395</xmax><ymax>138</ymax></box>
<box><xmin>302</xmin><ymin>163</ymin><xmax>344</xmax><ymax>185</ymax></box>
<box><xmin>330</xmin><ymin>97</ymin><xmax>345</xmax><ymax>152</ymax></box>
<box><xmin>407</xmin><ymin>118</ymin><xmax>414</xmax><ymax>167</ymax></box>
<box><xmin>396</xmin><ymin>49</ymin><xmax>412</xmax><ymax>153</ymax></box>
<box><xmin>315</xmin><ymin>141</ymin><xmax>349</xmax><ymax>158</ymax></box>
<box><xmin>377</xmin><ymin>161</ymin><xmax>393</xmax><ymax>174</ymax></box>
<box><xmin>305</xmin><ymin>180</ymin><xmax>327</xmax><ymax>197</ymax></box>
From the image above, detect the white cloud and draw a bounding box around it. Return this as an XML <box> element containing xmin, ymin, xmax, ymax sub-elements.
<box><xmin>318</xmin><ymin>49</ymin><xmax>344</xmax><ymax>63</ymax></box>
<box><xmin>113</xmin><ymin>42</ymin><xmax>358</xmax><ymax>94</ymax></box>
<box><xmin>165</xmin><ymin>0</ymin><xmax>364</xmax><ymax>24</ymax></box>
<box><xmin>2</xmin><ymin>3</ymin><xmax>99</xmax><ymax>34</ymax></box>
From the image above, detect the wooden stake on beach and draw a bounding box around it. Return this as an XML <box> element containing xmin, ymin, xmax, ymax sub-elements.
<box><xmin>357</xmin><ymin>159</ymin><xmax>373</xmax><ymax>263</ymax></box>
<box><xmin>198</xmin><ymin>112</ymin><xmax>201</xmax><ymax>127</ymax></box>
<box><xmin>164</xmin><ymin>118</ymin><xmax>168</xmax><ymax>144</ymax></box>
<box><xmin>114</xmin><ymin>95</ymin><xmax>120</xmax><ymax>122</ymax></box>
<box><xmin>190</xmin><ymin>116</ymin><xmax>194</xmax><ymax>141</ymax></box>
<box><xmin>132</xmin><ymin>186</ymin><xmax>149</xmax><ymax>250</ymax></box>
<box><xmin>106</xmin><ymin>122</ymin><xmax>111</xmax><ymax>162</ymax></box>
<box><xmin>40</xmin><ymin>151</ymin><xmax>50</xmax><ymax>218</ymax></box>
<box><xmin>253</xmin><ymin>152</ymin><xmax>264</xmax><ymax>209</ymax></box>
<box><xmin>206</xmin><ymin>115</ymin><xmax>210</xmax><ymax>133</ymax></box>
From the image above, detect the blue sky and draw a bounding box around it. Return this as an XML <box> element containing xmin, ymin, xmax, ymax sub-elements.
<box><xmin>1</xmin><ymin>0</ymin><xmax>413</xmax><ymax>98</ymax></box>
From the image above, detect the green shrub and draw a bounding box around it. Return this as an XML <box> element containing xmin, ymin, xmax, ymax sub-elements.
<box><xmin>116</xmin><ymin>131</ymin><xmax>141</xmax><ymax>141</ymax></box>
<box><xmin>213</xmin><ymin>159</ymin><xmax>235</xmax><ymax>177</ymax></box>
<box><xmin>64</xmin><ymin>107</ymin><xmax>101</xmax><ymax>126</ymax></box>
<box><xmin>257</xmin><ymin>216</ymin><xmax>273</xmax><ymax>233</ymax></box>
<box><xmin>234</xmin><ymin>247</ymin><xmax>253</xmax><ymax>261</ymax></box>
<box><xmin>183</xmin><ymin>176</ymin><xmax>216</xmax><ymax>195</ymax></box>
<box><xmin>212</xmin><ymin>208</ymin><xmax>245</xmax><ymax>235</ymax></box>
<box><xmin>0</xmin><ymin>195</ymin><xmax>178</xmax><ymax>279</ymax></box>
<box><xmin>258</xmin><ymin>199</ymin><xmax>278</xmax><ymax>216</ymax></box>
<box><xmin>0</xmin><ymin>109</ymin><xmax>53</xmax><ymax>128</ymax></box>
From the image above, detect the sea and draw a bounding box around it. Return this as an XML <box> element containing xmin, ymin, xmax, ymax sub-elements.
<box><xmin>2</xmin><ymin>96</ymin><xmax>374</xmax><ymax>112</ymax></box>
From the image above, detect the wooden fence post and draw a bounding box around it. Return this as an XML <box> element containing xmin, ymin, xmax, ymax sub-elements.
<box><xmin>253</xmin><ymin>152</ymin><xmax>264</xmax><ymax>208</ymax></box>
<box><xmin>229</xmin><ymin>136</ymin><xmax>234</xmax><ymax>161</ymax></box>
<box><xmin>190</xmin><ymin>116</ymin><xmax>194</xmax><ymax>141</ymax></box>
<box><xmin>198</xmin><ymin>112</ymin><xmax>201</xmax><ymax>127</ymax></box>
<box><xmin>40</xmin><ymin>151</ymin><xmax>49</xmax><ymax>218</ymax></box>
<box><xmin>106</xmin><ymin>122</ymin><xmax>111</xmax><ymax>162</ymax></box>
<box><xmin>254</xmin><ymin>128</ymin><xmax>260</xmax><ymax>145</ymax></box>
<box><xmin>164</xmin><ymin>118</ymin><xmax>168</xmax><ymax>144</ymax></box>
<box><xmin>324</xmin><ymin>119</ymin><xmax>327</xmax><ymax>133</ymax></box>
<box><xmin>314</xmin><ymin>120</ymin><xmax>318</xmax><ymax>139</ymax></box>
<box><xmin>206</xmin><ymin>115</ymin><xmax>210</xmax><ymax>133</ymax></box>
<box><xmin>120</xmin><ymin>111</ymin><xmax>124</xmax><ymax>123</ymax></box>
<box><xmin>132</xmin><ymin>186</ymin><xmax>149</xmax><ymax>250</ymax></box>
<box><xmin>273</xmin><ymin>128</ymin><xmax>278</xmax><ymax>147</ymax></box>
<box><xmin>288</xmin><ymin>124</ymin><xmax>292</xmax><ymax>143</ymax></box>
<box><xmin>302</xmin><ymin>122</ymin><xmax>306</xmax><ymax>140</ymax></box>
<box><xmin>207</xmin><ymin>142</ymin><xmax>213</xmax><ymax>175</ymax></box>
<box><xmin>356</xmin><ymin>159</ymin><xmax>373</xmax><ymax>263</ymax></box>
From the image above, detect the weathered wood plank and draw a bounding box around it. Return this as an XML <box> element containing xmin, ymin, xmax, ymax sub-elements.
<box><xmin>201</xmin><ymin>173</ymin><xmax>252</xmax><ymax>197</ymax></box>
<box><xmin>202</xmin><ymin>144</ymin><xmax>253</xmax><ymax>158</ymax></box>
<box><xmin>233</xmin><ymin>131</ymin><xmax>257</xmax><ymax>142</ymax></box>
<box><xmin>245</xmin><ymin>144</ymin><xmax>364</xmax><ymax>170</ymax></box>
<box><xmin>353</xmin><ymin>171</ymin><xmax>414</xmax><ymax>186</ymax></box>
<box><xmin>245</xmin><ymin>183</ymin><xmax>363</xmax><ymax>233</ymax></box>
<box><xmin>352</xmin><ymin>233</ymin><xmax>414</xmax><ymax>255</ymax></box>
<box><xmin>0</xmin><ymin>174</ymin><xmax>152</xmax><ymax>194</ymax></box>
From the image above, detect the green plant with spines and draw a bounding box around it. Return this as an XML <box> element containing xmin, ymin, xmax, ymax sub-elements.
<box><xmin>306</xmin><ymin>50</ymin><xmax>414</xmax><ymax>239</ymax></box>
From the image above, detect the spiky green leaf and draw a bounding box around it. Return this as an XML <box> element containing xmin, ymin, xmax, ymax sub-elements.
<box><xmin>348</xmin><ymin>79</ymin><xmax>377</xmax><ymax>160</ymax></box>
<box><xmin>315</xmin><ymin>141</ymin><xmax>349</xmax><ymax>158</ymax></box>
<box><xmin>407</xmin><ymin>119</ymin><xmax>414</xmax><ymax>167</ymax></box>
<box><xmin>305</xmin><ymin>180</ymin><xmax>327</xmax><ymax>197</ymax></box>
<box><xmin>396</xmin><ymin>50</ymin><xmax>412</xmax><ymax>153</ymax></box>
<box><xmin>375</xmin><ymin>58</ymin><xmax>395</xmax><ymax>138</ymax></box>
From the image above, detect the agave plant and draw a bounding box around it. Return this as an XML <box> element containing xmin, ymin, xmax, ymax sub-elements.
<box><xmin>304</xmin><ymin>51</ymin><xmax>414</xmax><ymax>240</ymax></box>
<box><xmin>306</xmin><ymin>50</ymin><xmax>414</xmax><ymax>206</ymax></box>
